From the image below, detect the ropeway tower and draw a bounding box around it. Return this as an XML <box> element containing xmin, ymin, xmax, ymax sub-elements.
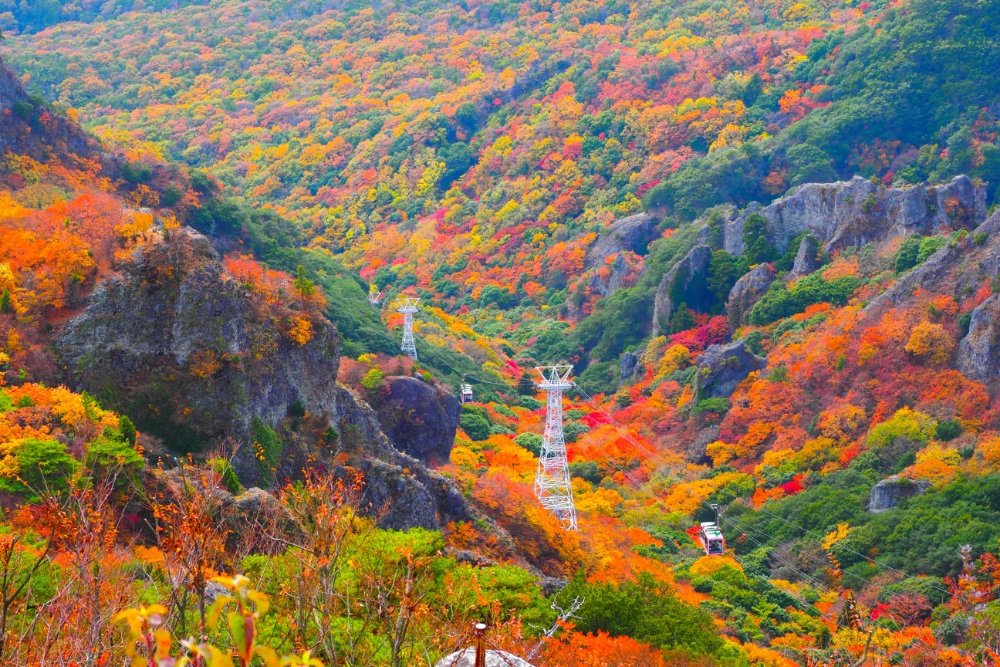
<box><xmin>533</xmin><ymin>365</ymin><xmax>578</xmax><ymax>531</ymax></box>
<box><xmin>397</xmin><ymin>297</ymin><xmax>419</xmax><ymax>360</ymax></box>
<box><xmin>368</xmin><ymin>284</ymin><xmax>383</xmax><ymax>306</ymax></box>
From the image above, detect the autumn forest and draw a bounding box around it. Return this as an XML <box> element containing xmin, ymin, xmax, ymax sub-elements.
<box><xmin>1</xmin><ymin>0</ymin><xmax>1000</xmax><ymax>665</ymax></box>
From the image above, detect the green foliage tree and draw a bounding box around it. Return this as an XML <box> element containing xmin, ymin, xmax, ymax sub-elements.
<box><xmin>895</xmin><ymin>235</ymin><xmax>923</xmax><ymax>272</ymax></box>
<box><xmin>557</xmin><ymin>571</ymin><xmax>724</xmax><ymax>655</ymax></box>
<box><xmin>459</xmin><ymin>411</ymin><xmax>491</xmax><ymax>441</ymax></box>
<box><xmin>0</xmin><ymin>439</ymin><xmax>78</xmax><ymax>497</ymax></box>
<box><xmin>742</xmin><ymin>214</ymin><xmax>777</xmax><ymax>266</ymax></box>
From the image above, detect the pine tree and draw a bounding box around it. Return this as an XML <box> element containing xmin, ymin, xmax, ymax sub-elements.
<box><xmin>0</xmin><ymin>288</ymin><xmax>10</xmax><ymax>314</ymax></box>
<box><xmin>517</xmin><ymin>371</ymin><xmax>535</xmax><ymax>395</ymax></box>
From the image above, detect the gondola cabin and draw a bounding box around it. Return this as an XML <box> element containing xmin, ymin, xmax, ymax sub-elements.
<box><xmin>460</xmin><ymin>383</ymin><xmax>474</xmax><ymax>403</ymax></box>
<box><xmin>699</xmin><ymin>522</ymin><xmax>725</xmax><ymax>555</ymax></box>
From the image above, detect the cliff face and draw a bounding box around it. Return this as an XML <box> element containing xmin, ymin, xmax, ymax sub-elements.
<box><xmin>57</xmin><ymin>227</ymin><xmax>340</xmax><ymax>449</ymax></box>
<box><xmin>720</xmin><ymin>175</ymin><xmax>987</xmax><ymax>256</ymax></box>
<box><xmin>54</xmin><ymin>226</ymin><xmax>477</xmax><ymax>531</ymax></box>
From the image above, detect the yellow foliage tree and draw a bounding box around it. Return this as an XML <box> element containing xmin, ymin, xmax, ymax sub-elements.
<box><xmin>904</xmin><ymin>321</ymin><xmax>955</xmax><ymax>363</ymax></box>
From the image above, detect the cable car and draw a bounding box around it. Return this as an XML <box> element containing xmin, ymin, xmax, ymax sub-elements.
<box><xmin>461</xmin><ymin>383</ymin><xmax>474</xmax><ymax>403</ymax></box>
<box><xmin>699</xmin><ymin>522</ymin><xmax>725</xmax><ymax>555</ymax></box>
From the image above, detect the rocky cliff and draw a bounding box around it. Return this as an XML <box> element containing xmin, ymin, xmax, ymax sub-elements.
<box><xmin>54</xmin><ymin>226</ymin><xmax>477</xmax><ymax>531</ymax></box>
<box><xmin>57</xmin><ymin>226</ymin><xmax>340</xmax><ymax>449</ymax></box>
<box><xmin>720</xmin><ymin>175</ymin><xmax>986</xmax><ymax>256</ymax></box>
<box><xmin>370</xmin><ymin>376</ymin><xmax>461</xmax><ymax>466</ymax></box>
<box><xmin>651</xmin><ymin>244</ymin><xmax>712</xmax><ymax>337</ymax></box>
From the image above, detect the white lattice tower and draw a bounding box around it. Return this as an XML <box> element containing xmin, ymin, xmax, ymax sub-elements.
<box><xmin>533</xmin><ymin>365</ymin><xmax>578</xmax><ymax>531</ymax></box>
<box><xmin>368</xmin><ymin>284</ymin><xmax>383</xmax><ymax>306</ymax></box>
<box><xmin>396</xmin><ymin>297</ymin><xmax>419</xmax><ymax>360</ymax></box>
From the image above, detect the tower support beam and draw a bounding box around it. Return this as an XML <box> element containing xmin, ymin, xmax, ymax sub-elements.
<box><xmin>533</xmin><ymin>365</ymin><xmax>577</xmax><ymax>531</ymax></box>
<box><xmin>396</xmin><ymin>298</ymin><xmax>419</xmax><ymax>360</ymax></box>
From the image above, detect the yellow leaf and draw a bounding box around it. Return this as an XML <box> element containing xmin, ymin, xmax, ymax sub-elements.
<box><xmin>154</xmin><ymin>628</ymin><xmax>172</xmax><ymax>660</ymax></box>
<box><xmin>207</xmin><ymin>646</ymin><xmax>235</xmax><ymax>667</ymax></box>
<box><xmin>207</xmin><ymin>595</ymin><xmax>233</xmax><ymax>632</ymax></box>
<box><xmin>253</xmin><ymin>645</ymin><xmax>280</xmax><ymax>667</ymax></box>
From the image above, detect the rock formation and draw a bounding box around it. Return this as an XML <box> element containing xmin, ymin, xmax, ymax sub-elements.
<box><xmin>55</xmin><ymin>226</ymin><xmax>477</xmax><ymax>531</ymax></box>
<box><xmin>726</xmin><ymin>264</ymin><xmax>775</xmax><ymax>332</ymax></box>
<box><xmin>693</xmin><ymin>339</ymin><xmax>767</xmax><ymax>400</ymax></box>
<box><xmin>652</xmin><ymin>244</ymin><xmax>712</xmax><ymax>336</ymax></box>
<box><xmin>585</xmin><ymin>212</ymin><xmax>657</xmax><ymax>268</ymax></box>
<box><xmin>619</xmin><ymin>351</ymin><xmax>640</xmax><ymax>383</ymax></box>
<box><xmin>687</xmin><ymin>426</ymin><xmax>720</xmax><ymax>465</ymax></box>
<box><xmin>720</xmin><ymin>176</ymin><xmax>986</xmax><ymax>256</ymax></box>
<box><xmin>57</xmin><ymin>227</ymin><xmax>340</xmax><ymax>448</ymax></box>
<box><xmin>789</xmin><ymin>234</ymin><xmax>823</xmax><ymax>278</ymax></box>
<box><xmin>957</xmin><ymin>295</ymin><xmax>1000</xmax><ymax>383</ymax></box>
<box><xmin>868</xmin><ymin>476</ymin><xmax>931</xmax><ymax>513</ymax></box>
<box><xmin>370</xmin><ymin>376</ymin><xmax>461</xmax><ymax>466</ymax></box>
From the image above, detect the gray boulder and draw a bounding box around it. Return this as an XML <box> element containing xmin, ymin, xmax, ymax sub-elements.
<box><xmin>619</xmin><ymin>351</ymin><xmax>640</xmax><ymax>383</ymax></box>
<box><xmin>585</xmin><ymin>213</ymin><xmax>657</xmax><ymax>268</ymax></box>
<box><xmin>726</xmin><ymin>264</ymin><xmax>775</xmax><ymax>332</ymax></box>
<box><xmin>789</xmin><ymin>234</ymin><xmax>823</xmax><ymax>278</ymax></box>
<box><xmin>687</xmin><ymin>426</ymin><xmax>720</xmax><ymax>465</ymax></box>
<box><xmin>720</xmin><ymin>176</ymin><xmax>986</xmax><ymax>257</ymax></box>
<box><xmin>693</xmin><ymin>339</ymin><xmax>767</xmax><ymax>400</ymax></box>
<box><xmin>359</xmin><ymin>456</ymin><xmax>472</xmax><ymax>530</ymax></box>
<box><xmin>868</xmin><ymin>476</ymin><xmax>931</xmax><ymax>513</ymax></box>
<box><xmin>652</xmin><ymin>244</ymin><xmax>713</xmax><ymax>336</ymax></box>
<box><xmin>957</xmin><ymin>294</ymin><xmax>1000</xmax><ymax>383</ymax></box>
<box><xmin>371</xmin><ymin>376</ymin><xmax>461</xmax><ymax>465</ymax></box>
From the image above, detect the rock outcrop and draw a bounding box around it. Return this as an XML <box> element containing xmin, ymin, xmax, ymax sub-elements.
<box><xmin>957</xmin><ymin>295</ymin><xmax>1000</xmax><ymax>382</ymax></box>
<box><xmin>55</xmin><ymin>227</ymin><xmax>478</xmax><ymax>532</ymax></box>
<box><xmin>693</xmin><ymin>339</ymin><xmax>767</xmax><ymax>400</ymax></box>
<box><xmin>726</xmin><ymin>264</ymin><xmax>775</xmax><ymax>332</ymax></box>
<box><xmin>57</xmin><ymin>227</ymin><xmax>340</xmax><ymax>448</ymax></box>
<box><xmin>370</xmin><ymin>376</ymin><xmax>461</xmax><ymax>466</ymax></box>
<box><xmin>687</xmin><ymin>426</ymin><xmax>720</xmax><ymax>465</ymax></box>
<box><xmin>789</xmin><ymin>234</ymin><xmax>823</xmax><ymax>278</ymax></box>
<box><xmin>868</xmin><ymin>476</ymin><xmax>931</xmax><ymax>513</ymax></box>
<box><xmin>652</xmin><ymin>244</ymin><xmax>712</xmax><ymax>336</ymax></box>
<box><xmin>585</xmin><ymin>213</ymin><xmax>657</xmax><ymax>268</ymax></box>
<box><xmin>619</xmin><ymin>351</ymin><xmax>640</xmax><ymax>383</ymax></box>
<box><xmin>720</xmin><ymin>176</ymin><xmax>986</xmax><ymax>256</ymax></box>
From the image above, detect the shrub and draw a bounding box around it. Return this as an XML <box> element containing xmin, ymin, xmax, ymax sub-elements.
<box><xmin>894</xmin><ymin>235</ymin><xmax>923</xmax><ymax>272</ymax></box>
<box><xmin>694</xmin><ymin>397</ymin><xmax>731</xmax><ymax>416</ymax></box>
<box><xmin>460</xmin><ymin>412</ymin><xmax>491</xmax><ymax>441</ymax></box>
<box><xmin>1</xmin><ymin>438</ymin><xmax>78</xmax><ymax>496</ymax></box>
<box><xmin>250</xmin><ymin>418</ymin><xmax>282</xmax><ymax>482</ymax></box>
<box><xmin>917</xmin><ymin>235</ymin><xmax>948</xmax><ymax>263</ymax></box>
<box><xmin>748</xmin><ymin>273</ymin><xmax>861</xmax><ymax>326</ymax></box>
<box><xmin>563</xmin><ymin>420</ymin><xmax>590</xmax><ymax>443</ymax></box>
<box><xmin>557</xmin><ymin>571</ymin><xmax>724</xmax><ymax>655</ymax></box>
<box><xmin>904</xmin><ymin>321</ymin><xmax>955</xmax><ymax>363</ymax></box>
<box><xmin>935</xmin><ymin>419</ymin><xmax>962</xmax><ymax>441</ymax></box>
<box><xmin>85</xmin><ymin>432</ymin><xmax>144</xmax><ymax>483</ymax></box>
<box><xmin>519</xmin><ymin>396</ymin><xmax>543</xmax><ymax>410</ymax></box>
<box><xmin>513</xmin><ymin>432</ymin><xmax>543</xmax><ymax>455</ymax></box>
<box><xmin>209</xmin><ymin>458</ymin><xmax>244</xmax><ymax>495</ymax></box>
<box><xmin>570</xmin><ymin>460</ymin><xmax>602</xmax><ymax>484</ymax></box>
<box><xmin>118</xmin><ymin>415</ymin><xmax>137</xmax><ymax>446</ymax></box>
